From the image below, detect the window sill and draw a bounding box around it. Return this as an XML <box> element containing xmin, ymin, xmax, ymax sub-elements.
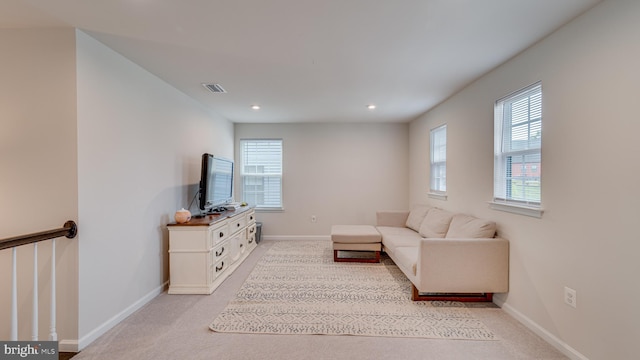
<box><xmin>488</xmin><ymin>201</ymin><xmax>543</xmax><ymax>218</ymax></box>
<box><xmin>428</xmin><ymin>192</ymin><xmax>448</xmax><ymax>201</ymax></box>
<box><xmin>255</xmin><ymin>207</ymin><xmax>284</xmax><ymax>213</ymax></box>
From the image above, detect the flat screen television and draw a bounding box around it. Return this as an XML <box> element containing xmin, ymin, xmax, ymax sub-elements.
<box><xmin>198</xmin><ymin>154</ymin><xmax>234</xmax><ymax>212</ymax></box>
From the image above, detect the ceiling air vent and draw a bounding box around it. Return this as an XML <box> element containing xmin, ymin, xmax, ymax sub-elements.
<box><xmin>202</xmin><ymin>83</ymin><xmax>227</xmax><ymax>93</ymax></box>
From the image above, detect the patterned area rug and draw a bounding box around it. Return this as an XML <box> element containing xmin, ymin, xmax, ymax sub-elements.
<box><xmin>210</xmin><ymin>241</ymin><xmax>496</xmax><ymax>340</ymax></box>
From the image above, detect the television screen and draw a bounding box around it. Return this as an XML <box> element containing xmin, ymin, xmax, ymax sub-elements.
<box><xmin>199</xmin><ymin>154</ymin><xmax>234</xmax><ymax>211</ymax></box>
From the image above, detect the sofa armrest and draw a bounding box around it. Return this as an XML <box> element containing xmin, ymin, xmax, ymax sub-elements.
<box><xmin>416</xmin><ymin>237</ymin><xmax>509</xmax><ymax>293</ymax></box>
<box><xmin>376</xmin><ymin>211</ymin><xmax>409</xmax><ymax>227</ymax></box>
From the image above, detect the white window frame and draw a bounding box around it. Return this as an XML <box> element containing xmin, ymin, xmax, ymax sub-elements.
<box><xmin>491</xmin><ymin>82</ymin><xmax>543</xmax><ymax>218</ymax></box>
<box><xmin>429</xmin><ymin>124</ymin><xmax>447</xmax><ymax>200</ymax></box>
<box><xmin>239</xmin><ymin>139</ymin><xmax>283</xmax><ymax>210</ymax></box>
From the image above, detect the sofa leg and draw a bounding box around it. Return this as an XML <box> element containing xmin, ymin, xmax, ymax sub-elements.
<box><xmin>333</xmin><ymin>250</ymin><xmax>380</xmax><ymax>263</ymax></box>
<box><xmin>411</xmin><ymin>284</ymin><xmax>493</xmax><ymax>302</ymax></box>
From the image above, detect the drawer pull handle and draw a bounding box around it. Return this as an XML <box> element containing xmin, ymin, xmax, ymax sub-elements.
<box><xmin>240</xmin><ymin>243</ymin><xmax>243</xmax><ymax>248</ymax></box>
<box><xmin>237</xmin><ymin>223</ymin><xmax>241</xmax><ymax>227</ymax></box>
<box><xmin>249</xmin><ymin>228</ymin><xmax>255</xmax><ymax>234</ymax></box>
<box><xmin>248</xmin><ymin>237</ymin><xmax>254</xmax><ymax>244</ymax></box>
<box><xmin>216</xmin><ymin>262</ymin><xmax>224</xmax><ymax>272</ymax></box>
<box><xmin>216</xmin><ymin>247</ymin><xmax>225</xmax><ymax>257</ymax></box>
<box><xmin>249</xmin><ymin>216</ymin><xmax>254</xmax><ymax>220</ymax></box>
<box><xmin>219</xmin><ymin>232</ymin><xmax>224</xmax><ymax>238</ymax></box>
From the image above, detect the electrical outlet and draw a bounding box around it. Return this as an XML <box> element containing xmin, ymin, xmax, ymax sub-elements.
<box><xmin>311</xmin><ymin>215</ymin><xmax>317</xmax><ymax>223</ymax></box>
<box><xmin>564</xmin><ymin>286</ymin><xmax>577</xmax><ymax>308</ymax></box>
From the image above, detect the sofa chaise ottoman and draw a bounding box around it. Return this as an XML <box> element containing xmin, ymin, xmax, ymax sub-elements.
<box><xmin>331</xmin><ymin>225</ymin><xmax>382</xmax><ymax>263</ymax></box>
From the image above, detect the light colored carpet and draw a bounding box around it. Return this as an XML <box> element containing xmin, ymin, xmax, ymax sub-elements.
<box><xmin>210</xmin><ymin>240</ymin><xmax>496</xmax><ymax>340</ymax></box>
<box><xmin>70</xmin><ymin>240</ymin><xmax>568</xmax><ymax>360</ymax></box>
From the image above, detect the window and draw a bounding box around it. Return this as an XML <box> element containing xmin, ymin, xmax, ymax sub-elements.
<box><xmin>239</xmin><ymin>139</ymin><xmax>283</xmax><ymax>209</ymax></box>
<box><xmin>429</xmin><ymin>124</ymin><xmax>447</xmax><ymax>195</ymax></box>
<box><xmin>493</xmin><ymin>82</ymin><xmax>542</xmax><ymax>216</ymax></box>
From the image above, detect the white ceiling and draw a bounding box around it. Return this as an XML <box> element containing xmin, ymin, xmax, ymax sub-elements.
<box><xmin>1</xmin><ymin>0</ymin><xmax>601</xmax><ymax>123</ymax></box>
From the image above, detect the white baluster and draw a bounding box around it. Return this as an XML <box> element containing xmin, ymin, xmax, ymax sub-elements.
<box><xmin>11</xmin><ymin>247</ymin><xmax>18</xmax><ymax>341</ymax></box>
<box><xmin>32</xmin><ymin>242</ymin><xmax>38</xmax><ymax>340</ymax></box>
<box><xmin>49</xmin><ymin>238</ymin><xmax>57</xmax><ymax>341</ymax></box>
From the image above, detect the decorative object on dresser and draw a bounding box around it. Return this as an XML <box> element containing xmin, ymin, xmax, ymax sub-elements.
<box><xmin>174</xmin><ymin>208</ymin><xmax>191</xmax><ymax>224</ymax></box>
<box><xmin>167</xmin><ymin>206</ymin><xmax>257</xmax><ymax>294</ymax></box>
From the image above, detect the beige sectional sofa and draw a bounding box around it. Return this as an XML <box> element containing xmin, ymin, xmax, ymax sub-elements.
<box><xmin>376</xmin><ymin>206</ymin><xmax>509</xmax><ymax>301</ymax></box>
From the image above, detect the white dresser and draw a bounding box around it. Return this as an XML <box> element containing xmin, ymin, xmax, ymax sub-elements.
<box><xmin>167</xmin><ymin>206</ymin><xmax>257</xmax><ymax>294</ymax></box>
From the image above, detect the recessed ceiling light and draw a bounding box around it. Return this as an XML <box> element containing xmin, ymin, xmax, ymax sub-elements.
<box><xmin>367</xmin><ymin>104</ymin><xmax>376</xmax><ymax>110</ymax></box>
<box><xmin>251</xmin><ymin>105</ymin><xmax>261</xmax><ymax>110</ymax></box>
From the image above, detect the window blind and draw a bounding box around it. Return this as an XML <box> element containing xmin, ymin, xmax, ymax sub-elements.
<box><xmin>494</xmin><ymin>83</ymin><xmax>542</xmax><ymax>206</ymax></box>
<box><xmin>430</xmin><ymin>124</ymin><xmax>447</xmax><ymax>193</ymax></box>
<box><xmin>239</xmin><ymin>139</ymin><xmax>283</xmax><ymax>208</ymax></box>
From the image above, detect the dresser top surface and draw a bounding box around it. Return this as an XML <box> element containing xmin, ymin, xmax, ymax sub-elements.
<box><xmin>168</xmin><ymin>206</ymin><xmax>253</xmax><ymax>227</ymax></box>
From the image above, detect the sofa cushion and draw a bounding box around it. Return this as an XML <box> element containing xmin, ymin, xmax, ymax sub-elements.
<box><xmin>405</xmin><ymin>205</ymin><xmax>431</xmax><ymax>232</ymax></box>
<box><xmin>418</xmin><ymin>208</ymin><xmax>454</xmax><ymax>238</ymax></box>
<box><xmin>376</xmin><ymin>226</ymin><xmax>420</xmax><ymax>237</ymax></box>
<box><xmin>331</xmin><ymin>225</ymin><xmax>381</xmax><ymax>243</ymax></box>
<box><xmin>394</xmin><ymin>246</ymin><xmax>418</xmax><ymax>276</ymax></box>
<box><xmin>381</xmin><ymin>234</ymin><xmax>421</xmax><ymax>255</ymax></box>
<box><xmin>445</xmin><ymin>214</ymin><xmax>496</xmax><ymax>238</ymax></box>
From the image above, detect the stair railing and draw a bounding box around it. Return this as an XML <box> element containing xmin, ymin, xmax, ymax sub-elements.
<box><xmin>0</xmin><ymin>221</ymin><xmax>78</xmax><ymax>341</ymax></box>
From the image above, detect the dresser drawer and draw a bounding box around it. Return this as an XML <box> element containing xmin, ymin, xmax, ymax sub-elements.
<box><xmin>210</xmin><ymin>254</ymin><xmax>229</xmax><ymax>282</ymax></box>
<box><xmin>210</xmin><ymin>222</ymin><xmax>229</xmax><ymax>245</ymax></box>
<box><xmin>229</xmin><ymin>216</ymin><xmax>247</xmax><ymax>235</ymax></box>
<box><xmin>247</xmin><ymin>232</ymin><xmax>256</xmax><ymax>246</ymax></box>
<box><xmin>211</xmin><ymin>242</ymin><xmax>228</xmax><ymax>264</ymax></box>
<box><xmin>246</xmin><ymin>223</ymin><xmax>257</xmax><ymax>240</ymax></box>
<box><xmin>246</xmin><ymin>210</ymin><xmax>256</xmax><ymax>224</ymax></box>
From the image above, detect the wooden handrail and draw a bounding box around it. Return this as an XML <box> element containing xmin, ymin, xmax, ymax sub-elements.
<box><xmin>0</xmin><ymin>221</ymin><xmax>77</xmax><ymax>251</ymax></box>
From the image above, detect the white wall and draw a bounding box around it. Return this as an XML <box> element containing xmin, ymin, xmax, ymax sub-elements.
<box><xmin>75</xmin><ymin>31</ymin><xmax>233</xmax><ymax>349</ymax></box>
<box><xmin>235</xmin><ymin>123</ymin><xmax>409</xmax><ymax>237</ymax></box>
<box><xmin>0</xmin><ymin>28</ymin><xmax>79</xmax><ymax>343</ymax></box>
<box><xmin>409</xmin><ymin>1</ymin><xmax>640</xmax><ymax>358</ymax></box>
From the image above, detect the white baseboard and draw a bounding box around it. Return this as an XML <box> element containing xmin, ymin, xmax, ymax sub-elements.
<box><xmin>60</xmin><ymin>281</ymin><xmax>168</xmax><ymax>352</ymax></box>
<box><xmin>494</xmin><ymin>299</ymin><xmax>589</xmax><ymax>360</ymax></box>
<box><xmin>263</xmin><ymin>235</ymin><xmax>331</xmax><ymax>241</ymax></box>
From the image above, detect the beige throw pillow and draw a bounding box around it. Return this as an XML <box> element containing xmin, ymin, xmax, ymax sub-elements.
<box><xmin>445</xmin><ymin>214</ymin><xmax>496</xmax><ymax>238</ymax></box>
<box><xmin>405</xmin><ymin>205</ymin><xmax>431</xmax><ymax>232</ymax></box>
<box><xmin>418</xmin><ymin>208</ymin><xmax>454</xmax><ymax>238</ymax></box>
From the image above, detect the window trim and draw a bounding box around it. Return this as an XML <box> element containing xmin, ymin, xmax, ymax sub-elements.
<box><xmin>429</xmin><ymin>124</ymin><xmax>447</xmax><ymax>198</ymax></box>
<box><xmin>492</xmin><ymin>82</ymin><xmax>543</xmax><ymax>217</ymax></box>
<box><xmin>428</xmin><ymin>192</ymin><xmax>448</xmax><ymax>201</ymax></box>
<box><xmin>239</xmin><ymin>138</ymin><xmax>284</xmax><ymax>210</ymax></box>
<box><xmin>488</xmin><ymin>200</ymin><xmax>543</xmax><ymax>218</ymax></box>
